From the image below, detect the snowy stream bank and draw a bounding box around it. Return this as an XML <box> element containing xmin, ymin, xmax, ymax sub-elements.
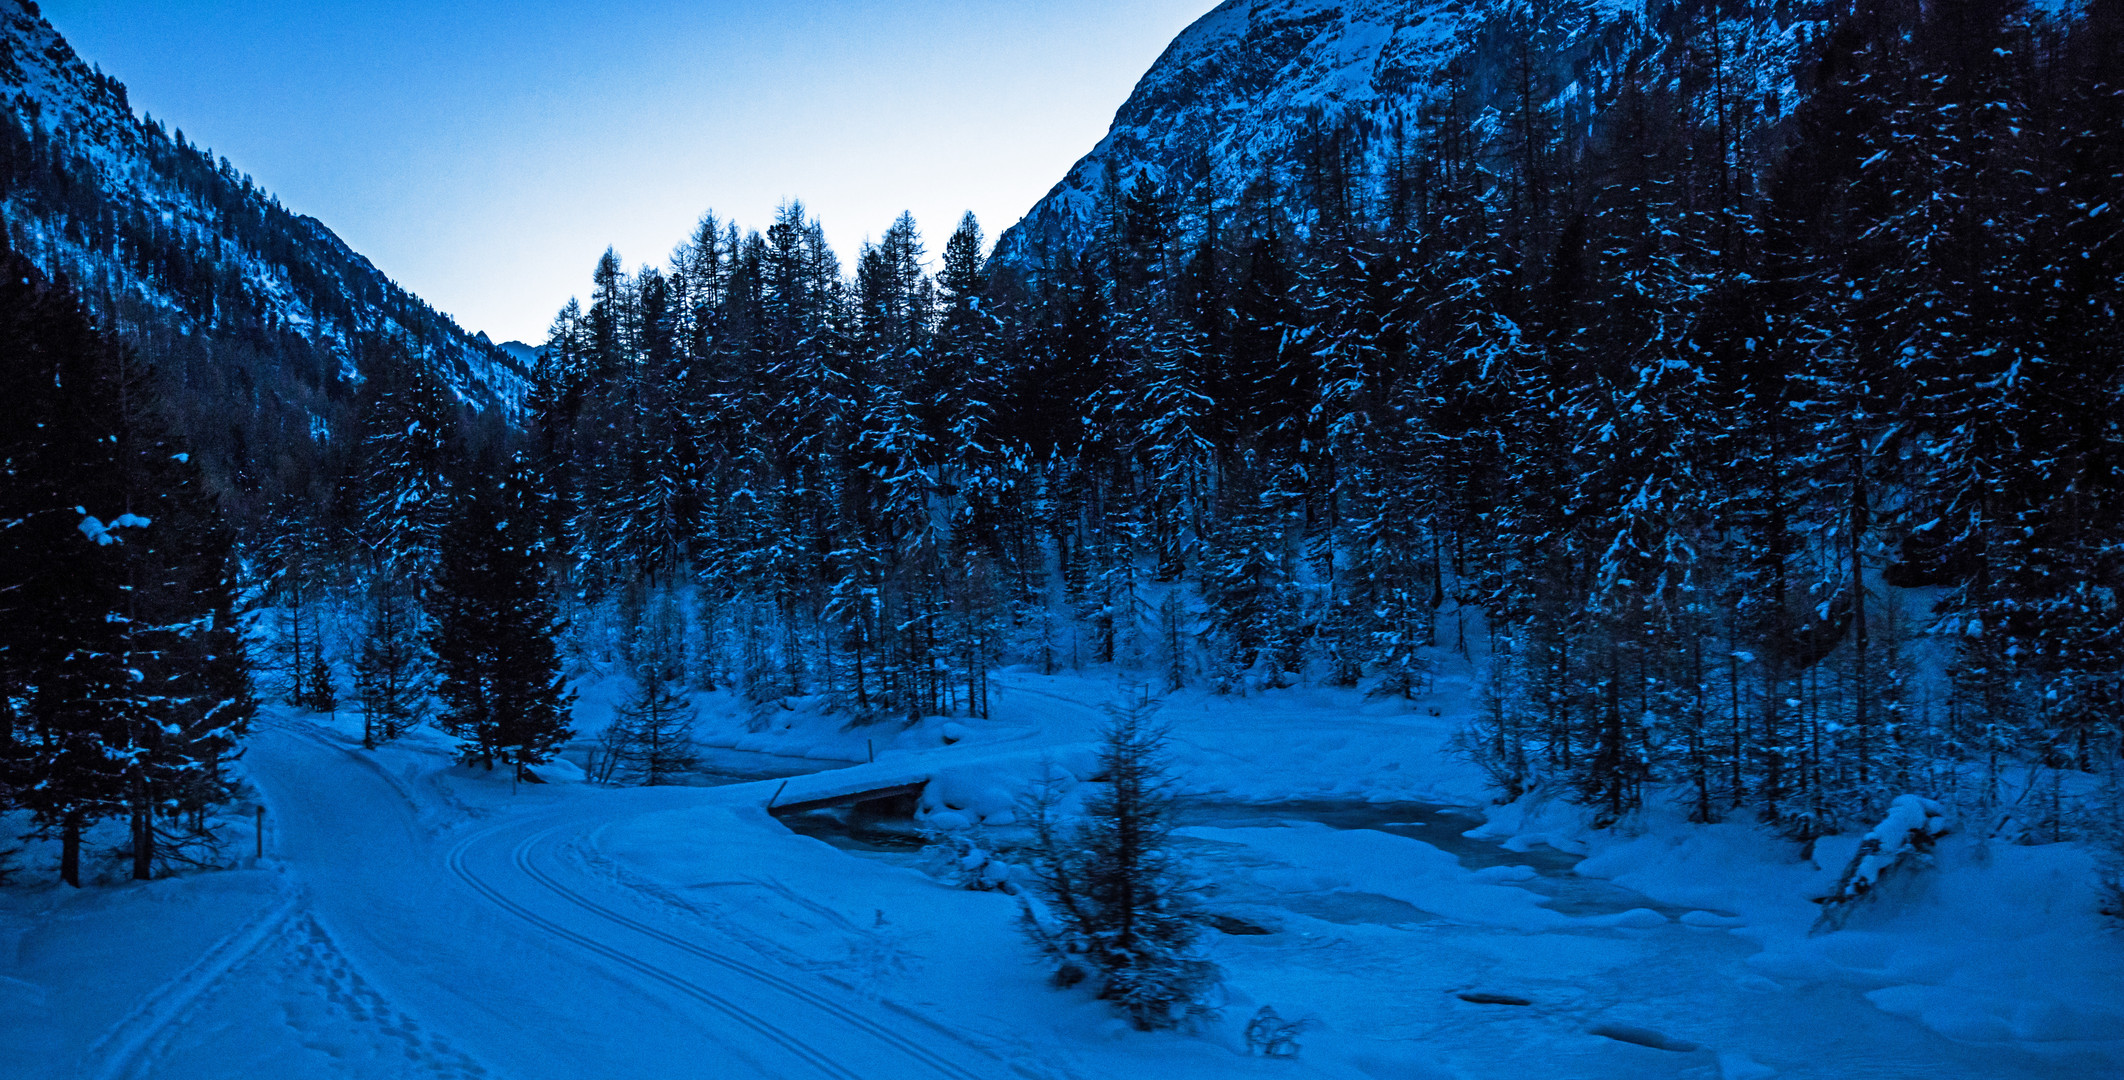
<box><xmin>779</xmin><ymin>795</ymin><xmax>1688</xmax><ymax>928</ymax></box>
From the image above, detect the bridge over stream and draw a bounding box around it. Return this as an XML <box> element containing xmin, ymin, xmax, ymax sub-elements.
<box><xmin>762</xmin><ymin>771</ymin><xmax>929</xmax><ymax>818</ymax></box>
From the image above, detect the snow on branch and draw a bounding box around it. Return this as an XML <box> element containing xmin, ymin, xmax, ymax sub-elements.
<box><xmin>76</xmin><ymin>507</ymin><xmax>151</xmax><ymax>545</ymax></box>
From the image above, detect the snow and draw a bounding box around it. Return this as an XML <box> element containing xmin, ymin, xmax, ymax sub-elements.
<box><xmin>4</xmin><ymin>665</ymin><xmax>2120</xmax><ymax>1079</ymax></box>
<box><xmin>75</xmin><ymin>510</ymin><xmax>150</xmax><ymax>546</ymax></box>
<box><xmin>994</xmin><ymin>0</ymin><xmax>1822</xmax><ymax>276</ymax></box>
<box><xmin>1178</xmin><ymin>822</ymin><xmax>1586</xmax><ymax>931</ymax></box>
<box><xmin>1821</xmin><ymin>794</ymin><xmax>1955</xmax><ymax>901</ymax></box>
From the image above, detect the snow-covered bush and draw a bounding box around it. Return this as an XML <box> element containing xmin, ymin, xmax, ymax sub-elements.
<box><xmin>917</xmin><ymin>827</ymin><xmax>1019</xmax><ymax>893</ymax></box>
<box><xmin>1018</xmin><ymin>690</ymin><xmax>1220</xmax><ymax>1031</ymax></box>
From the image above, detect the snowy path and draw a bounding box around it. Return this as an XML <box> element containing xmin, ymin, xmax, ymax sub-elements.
<box><xmin>102</xmin><ymin>717</ymin><xmax>999</xmax><ymax>1080</ymax></box>
<box><xmin>445</xmin><ymin>822</ymin><xmax>990</xmax><ymax>1080</ymax></box>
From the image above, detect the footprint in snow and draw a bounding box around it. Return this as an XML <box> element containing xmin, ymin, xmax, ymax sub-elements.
<box><xmin>1586</xmin><ymin>1021</ymin><xmax>1700</xmax><ymax>1052</ymax></box>
<box><xmin>1457</xmin><ymin>991</ymin><xmax>1534</xmax><ymax>1006</ymax></box>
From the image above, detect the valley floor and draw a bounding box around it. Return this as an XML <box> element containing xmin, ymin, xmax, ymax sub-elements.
<box><xmin>4</xmin><ymin>667</ymin><xmax>2120</xmax><ymax>1080</ymax></box>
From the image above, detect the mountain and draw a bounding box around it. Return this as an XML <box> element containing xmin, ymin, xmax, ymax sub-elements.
<box><xmin>493</xmin><ymin>339</ymin><xmax>543</xmax><ymax>368</ymax></box>
<box><xmin>0</xmin><ymin>0</ymin><xmax>525</xmax><ymax>514</ymax></box>
<box><xmin>994</xmin><ymin>0</ymin><xmax>1812</xmax><ymax>273</ymax></box>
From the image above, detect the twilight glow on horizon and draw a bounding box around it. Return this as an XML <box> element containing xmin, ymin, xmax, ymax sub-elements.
<box><xmin>43</xmin><ymin>0</ymin><xmax>1219</xmax><ymax>343</ymax></box>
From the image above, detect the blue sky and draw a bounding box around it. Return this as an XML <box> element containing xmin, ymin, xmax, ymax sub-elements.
<box><xmin>44</xmin><ymin>0</ymin><xmax>1219</xmax><ymax>342</ymax></box>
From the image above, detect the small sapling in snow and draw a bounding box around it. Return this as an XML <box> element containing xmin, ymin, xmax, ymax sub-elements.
<box><xmin>1018</xmin><ymin>688</ymin><xmax>1220</xmax><ymax>1030</ymax></box>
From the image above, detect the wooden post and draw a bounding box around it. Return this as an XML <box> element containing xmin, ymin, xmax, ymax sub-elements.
<box><xmin>255</xmin><ymin>806</ymin><xmax>264</xmax><ymax>861</ymax></box>
<box><xmin>867</xmin><ymin>739</ymin><xmax>875</xmax><ymax>764</ymax></box>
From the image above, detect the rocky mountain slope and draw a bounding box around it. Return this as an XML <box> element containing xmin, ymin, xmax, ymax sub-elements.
<box><xmin>0</xmin><ymin>0</ymin><xmax>524</xmax><ymax>506</ymax></box>
<box><xmin>994</xmin><ymin>0</ymin><xmax>1813</xmax><ymax>273</ymax></box>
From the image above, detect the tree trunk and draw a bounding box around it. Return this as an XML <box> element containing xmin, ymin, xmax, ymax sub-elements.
<box><xmin>60</xmin><ymin>807</ymin><xmax>84</xmax><ymax>887</ymax></box>
<box><xmin>1850</xmin><ymin>438</ymin><xmax>1871</xmax><ymax>796</ymax></box>
<box><xmin>132</xmin><ymin>777</ymin><xmax>154</xmax><ymax>880</ymax></box>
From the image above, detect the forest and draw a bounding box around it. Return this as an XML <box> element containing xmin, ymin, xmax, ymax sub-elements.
<box><xmin>4</xmin><ymin>0</ymin><xmax>2122</xmax><ymax>887</ymax></box>
<box><xmin>479</xmin><ymin>0</ymin><xmax>2120</xmax><ymax>845</ymax></box>
<box><xmin>0</xmin><ymin>43</ymin><xmax>523</xmax><ymax>532</ymax></box>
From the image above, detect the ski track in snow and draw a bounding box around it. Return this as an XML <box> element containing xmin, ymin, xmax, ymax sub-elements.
<box><xmin>441</xmin><ymin>822</ymin><xmax>997</xmax><ymax>1080</ymax></box>
<box><xmin>498</xmin><ymin>825</ymin><xmax>997</xmax><ymax>1080</ymax></box>
<box><xmin>442</xmin><ymin>824</ymin><xmax>863</xmax><ymax>1080</ymax></box>
<box><xmin>152</xmin><ymin>715</ymin><xmax>1001</xmax><ymax>1080</ymax></box>
<box><xmin>41</xmin><ymin>685</ymin><xmax>2120</xmax><ymax>1080</ymax></box>
<box><xmin>78</xmin><ymin>888</ymin><xmax>305</xmax><ymax>1080</ymax></box>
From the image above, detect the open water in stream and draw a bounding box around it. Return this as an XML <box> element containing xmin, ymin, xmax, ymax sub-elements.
<box><xmin>773</xmin><ymin>791</ymin><xmax>1685</xmax><ymax>928</ymax></box>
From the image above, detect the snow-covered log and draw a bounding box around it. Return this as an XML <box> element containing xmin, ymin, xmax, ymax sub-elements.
<box><xmin>1812</xmin><ymin>795</ymin><xmax>1952</xmax><ymax>934</ymax></box>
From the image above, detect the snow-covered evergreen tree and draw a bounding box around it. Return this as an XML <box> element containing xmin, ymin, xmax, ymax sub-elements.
<box><xmin>608</xmin><ymin>596</ymin><xmax>699</xmax><ymax>786</ymax></box>
<box><xmin>429</xmin><ymin>458</ymin><xmax>575</xmax><ymax>781</ymax></box>
<box><xmin>0</xmin><ymin>247</ymin><xmax>252</xmax><ymax>884</ymax></box>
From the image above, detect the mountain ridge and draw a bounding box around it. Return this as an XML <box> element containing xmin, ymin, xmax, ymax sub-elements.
<box><xmin>993</xmin><ymin>0</ymin><xmax>1814</xmax><ymax>274</ymax></box>
<box><xmin>0</xmin><ymin>0</ymin><xmax>525</xmax><ymax>510</ymax></box>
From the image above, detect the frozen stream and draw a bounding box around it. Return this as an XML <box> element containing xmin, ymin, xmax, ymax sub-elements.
<box><xmin>1176</xmin><ymin>799</ymin><xmax>1694</xmax><ymax>924</ymax></box>
<box><xmin>763</xmin><ymin>774</ymin><xmax>2109</xmax><ymax>1079</ymax></box>
<box><xmin>776</xmin><ymin>794</ymin><xmax>1689</xmax><ymax>928</ymax></box>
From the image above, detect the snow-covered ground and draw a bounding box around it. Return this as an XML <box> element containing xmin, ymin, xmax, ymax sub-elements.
<box><xmin>5</xmin><ymin>664</ymin><xmax>2120</xmax><ymax>1079</ymax></box>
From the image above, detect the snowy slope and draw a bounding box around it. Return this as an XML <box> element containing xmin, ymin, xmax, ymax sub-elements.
<box><xmin>0</xmin><ymin>0</ymin><xmax>527</xmax><ymax>415</ymax></box>
<box><xmin>493</xmin><ymin>339</ymin><xmax>543</xmax><ymax>370</ymax></box>
<box><xmin>992</xmin><ymin>0</ymin><xmax>1816</xmax><ymax>273</ymax></box>
<box><xmin>10</xmin><ymin>679</ymin><xmax>2106</xmax><ymax>1080</ymax></box>
<box><xmin>997</xmin><ymin>0</ymin><xmax>1462</xmax><ymax>268</ymax></box>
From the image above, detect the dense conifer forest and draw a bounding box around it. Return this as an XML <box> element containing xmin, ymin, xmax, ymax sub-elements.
<box><xmin>458</xmin><ymin>0</ymin><xmax>2120</xmax><ymax>847</ymax></box>
<box><xmin>0</xmin><ymin>0</ymin><xmax>527</xmax><ymax>534</ymax></box>
<box><xmin>4</xmin><ymin>0</ymin><xmax>2121</xmax><ymax>888</ymax></box>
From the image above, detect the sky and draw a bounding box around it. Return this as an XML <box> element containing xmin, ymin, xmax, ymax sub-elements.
<box><xmin>42</xmin><ymin>0</ymin><xmax>1220</xmax><ymax>344</ymax></box>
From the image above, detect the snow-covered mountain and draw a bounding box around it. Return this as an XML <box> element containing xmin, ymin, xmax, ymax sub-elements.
<box><xmin>997</xmin><ymin>0</ymin><xmax>1460</xmax><ymax>268</ymax></box>
<box><xmin>0</xmin><ymin>0</ymin><xmax>527</xmax><ymax>420</ymax></box>
<box><xmin>994</xmin><ymin>0</ymin><xmax>1811</xmax><ymax>273</ymax></box>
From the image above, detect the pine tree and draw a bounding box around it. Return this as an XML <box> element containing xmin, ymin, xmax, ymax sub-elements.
<box><xmin>607</xmin><ymin>593</ymin><xmax>698</xmax><ymax>785</ymax></box>
<box><xmin>346</xmin><ymin>342</ymin><xmax>455</xmax><ymax>740</ymax></box>
<box><xmin>1343</xmin><ymin>398</ymin><xmax>1438</xmax><ymax>700</ymax></box>
<box><xmin>1200</xmin><ymin>460</ymin><xmax>1296</xmax><ymax>691</ymax></box>
<box><xmin>298</xmin><ymin>649</ymin><xmax>338</xmax><ymax>714</ymax></box>
<box><xmin>429</xmin><ymin>458</ymin><xmax>576</xmax><ymax>781</ymax></box>
<box><xmin>0</xmin><ymin>251</ymin><xmax>142</xmax><ymax>886</ymax></box>
<box><xmin>350</xmin><ymin>573</ymin><xmax>429</xmax><ymax>748</ymax></box>
<box><xmin>256</xmin><ymin>499</ymin><xmax>337</xmax><ymax>711</ymax></box>
<box><xmin>0</xmin><ymin>247</ymin><xmax>252</xmax><ymax>884</ymax></box>
<box><xmin>354</xmin><ymin>344</ymin><xmax>457</xmax><ymax>583</ymax></box>
<box><xmin>608</xmin><ymin>660</ymin><xmax>699</xmax><ymax>787</ymax></box>
<box><xmin>109</xmin><ymin>360</ymin><xmax>258</xmax><ymax>877</ymax></box>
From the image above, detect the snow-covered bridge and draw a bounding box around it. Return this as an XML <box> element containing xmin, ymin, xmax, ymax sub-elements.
<box><xmin>761</xmin><ymin>763</ymin><xmax>932</xmax><ymax>817</ymax></box>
